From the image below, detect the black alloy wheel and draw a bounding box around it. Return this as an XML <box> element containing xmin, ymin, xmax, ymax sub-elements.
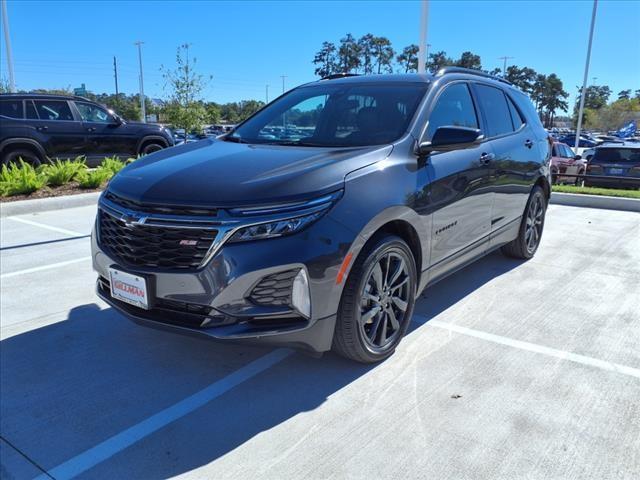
<box><xmin>333</xmin><ymin>234</ymin><xmax>417</xmax><ymax>363</ymax></box>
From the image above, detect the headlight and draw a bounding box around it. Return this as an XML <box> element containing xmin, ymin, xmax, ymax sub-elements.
<box><xmin>228</xmin><ymin>211</ymin><xmax>323</xmax><ymax>243</ymax></box>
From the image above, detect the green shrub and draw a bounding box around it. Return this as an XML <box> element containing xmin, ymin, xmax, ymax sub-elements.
<box><xmin>76</xmin><ymin>167</ymin><xmax>113</xmax><ymax>189</ymax></box>
<box><xmin>41</xmin><ymin>157</ymin><xmax>87</xmax><ymax>187</ymax></box>
<box><xmin>100</xmin><ymin>156</ymin><xmax>127</xmax><ymax>176</ymax></box>
<box><xmin>0</xmin><ymin>159</ymin><xmax>47</xmax><ymax>196</ymax></box>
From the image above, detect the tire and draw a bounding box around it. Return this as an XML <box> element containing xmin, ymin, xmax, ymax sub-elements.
<box><xmin>333</xmin><ymin>234</ymin><xmax>417</xmax><ymax>363</ymax></box>
<box><xmin>140</xmin><ymin>142</ymin><xmax>164</xmax><ymax>156</ymax></box>
<box><xmin>501</xmin><ymin>185</ymin><xmax>547</xmax><ymax>260</ymax></box>
<box><xmin>2</xmin><ymin>148</ymin><xmax>43</xmax><ymax>167</ymax></box>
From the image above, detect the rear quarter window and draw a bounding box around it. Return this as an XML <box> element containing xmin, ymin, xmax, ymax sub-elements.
<box><xmin>0</xmin><ymin>100</ymin><xmax>24</xmax><ymax>119</ymax></box>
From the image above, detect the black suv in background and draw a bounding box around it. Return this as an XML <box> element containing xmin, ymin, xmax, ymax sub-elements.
<box><xmin>0</xmin><ymin>94</ymin><xmax>174</xmax><ymax>166</ymax></box>
<box><xmin>92</xmin><ymin>68</ymin><xmax>551</xmax><ymax>363</ymax></box>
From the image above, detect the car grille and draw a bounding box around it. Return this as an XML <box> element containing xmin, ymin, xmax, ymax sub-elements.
<box><xmin>249</xmin><ymin>270</ymin><xmax>298</xmax><ymax>306</ymax></box>
<box><xmin>98</xmin><ymin>210</ymin><xmax>218</xmax><ymax>269</ymax></box>
<box><xmin>104</xmin><ymin>191</ymin><xmax>218</xmax><ymax>217</ymax></box>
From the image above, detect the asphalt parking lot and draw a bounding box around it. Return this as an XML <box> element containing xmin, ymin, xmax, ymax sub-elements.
<box><xmin>1</xmin><ymin>202</ymin><xmax>639</xmax><ymax>480</ymax></box>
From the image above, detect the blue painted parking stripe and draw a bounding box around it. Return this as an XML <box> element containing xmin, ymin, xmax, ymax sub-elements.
<box><xmin>35</xmin><ymin>348</ymin><xmax>293</xmax><ymax>480</ymax></box>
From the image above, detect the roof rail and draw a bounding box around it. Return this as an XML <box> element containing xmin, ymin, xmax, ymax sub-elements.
<box><xmin>436</xmin><ymin>67</ymin><xmax>513</xmax><ymax>86</ymax></box>
<box><xmin>320</xmin><ymin>73</ymin><xmax>360</xmax><ymax>81</ymax></box>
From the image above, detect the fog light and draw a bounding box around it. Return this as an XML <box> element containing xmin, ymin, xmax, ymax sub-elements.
<box><xmin>291</xmin><ymin>269</ymin><xmax>311</xmax><ymax>318</ymax></box>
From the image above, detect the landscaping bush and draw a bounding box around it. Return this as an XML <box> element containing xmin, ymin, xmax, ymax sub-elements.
<box><xmin>100</xmin><ymin>156</ymin><xmax>128</xmax><ymax>176</ymax></box>
<box><xmin>41</xmin><ymin>157</ymin><xmax>87</xmax><ymax>187</ymax></box>
<box><xmin>0</xmin><ymin>160</ymin><xmax>47</xmax><ymax>196</ymax></box>
<box><xmin>76</xmin><ymin>167</ymin><xmax>114</xmax><ymax>189</ymax></box>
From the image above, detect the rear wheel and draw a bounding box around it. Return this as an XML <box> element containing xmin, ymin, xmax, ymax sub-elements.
<box><xmin>333</xmin><ymin>235</ymin><xmax>417</xmax><ymax>363</ymax></box>
<box><xmin>2</xmin><ymin>148</ymin><xmax>43</xmax><ymax>167</ymax></box>
<box><xmin>501</xmin><ymin>185</ymin><xmax>547</xmax><ymax>259</ymax></box>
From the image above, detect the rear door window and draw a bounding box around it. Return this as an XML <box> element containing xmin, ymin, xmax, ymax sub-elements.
<box><xmin>0</xmin><ymin>100</ymin><xmax>24</xmax><ymax>119</ymax></box>
<box><xmin>426</xmin><ymin>83</ymin><xmax>478</xmax><ymax>140</ymax></box>
<box><xmin>25</xmin><ymin>100</ymin><xmax>39</xmax><ymax>119</ymax></box>
<box><xmin>474</xmin><ymin>84</ymin><xmax>514</xmax><ymax>137</ymax></box>
<box><xmin>33</xmin><ymin>100</ymin><xmax>74</xmax><ymax>121</ymax></box>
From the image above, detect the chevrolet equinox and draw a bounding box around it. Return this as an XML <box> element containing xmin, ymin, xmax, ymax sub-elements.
<box><xmin>92</xmin><ymin>68</ymin><xmax>551</xmax><ymax>363</ymax></box>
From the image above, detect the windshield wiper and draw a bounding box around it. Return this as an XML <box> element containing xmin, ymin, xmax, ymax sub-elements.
<box><xmin>264</xmin><ymin>140</ymin><xmax>326</xmax><ymax>147</ymax></box>
<box><xmin>224</xmin><ymin>136</ymin><xmax>247</xmax><ymax>144</ymax></box>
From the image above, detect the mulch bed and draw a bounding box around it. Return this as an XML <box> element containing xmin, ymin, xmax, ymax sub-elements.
<box><xmin>0</xmin><ymin>182</ymin><xmax>103</xmax><ymax>203</ymax></box>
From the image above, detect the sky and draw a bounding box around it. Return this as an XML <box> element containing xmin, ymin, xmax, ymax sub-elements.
<box><xmin>1</xmin><ymin>0</ymin><xmax>639</xmax><ymax>110</ymax></box>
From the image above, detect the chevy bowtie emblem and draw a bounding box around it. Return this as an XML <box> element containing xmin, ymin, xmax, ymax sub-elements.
<box><xmin>120</xmin><ymin>214</ymin><xmax>146</xmax><ymax>227</ymax></box>
<box><xmin>179</xmin><ymin>240</ymin><xmax>198</xmax><ymax>246</ymax></box>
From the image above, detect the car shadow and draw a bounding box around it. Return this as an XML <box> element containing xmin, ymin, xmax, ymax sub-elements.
<box><xmin>0</xmin><ymin>251</ymin><xmax>524</xmax><ymax>478</ymax></box>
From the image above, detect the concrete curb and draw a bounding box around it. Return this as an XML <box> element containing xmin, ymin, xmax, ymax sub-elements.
<box><xmin>0</xmin><ymin>191</ymin><xmax>101</xmax><ymax>217</ymax></box>
<box><xmin>550</xmin><ymin>192</ymin><xmax>640</xmax><ymax>213</ymax></box>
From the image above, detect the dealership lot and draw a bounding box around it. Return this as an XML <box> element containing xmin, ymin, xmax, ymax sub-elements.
<box><xmin>1</xmin><ymin>203</ymin><xmax>639</xmax><ymax>479</ymax></box>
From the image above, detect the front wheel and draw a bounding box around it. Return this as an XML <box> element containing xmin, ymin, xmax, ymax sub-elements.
<box><xmin>501</xmin><ymin>185</ymin><xmax>547</xmax><ymax>259</ymax></box>
<box><xmin>333</xmin><ymin>235</ymin><xmax>417</xmax><ymax>363</ymax></box>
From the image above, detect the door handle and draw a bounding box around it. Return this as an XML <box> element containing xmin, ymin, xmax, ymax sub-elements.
<box><xmin>479</xmin><ymin>152</ymin><xmax>495</xmax><ymax>165</ymax></box>
<box><xmin>36</xmin><ymin>125</ymin><xmax>48</xmax><ymax>131</ymax></box>
<box><xmin>86</xmin><ymin>127</ymin><xmax>97</xmax><ymax>132</ymax></box>
<box><xmin>524</xmin><ymin>139</ymin><xmax>534</xmax><ymax>149</ymax></box>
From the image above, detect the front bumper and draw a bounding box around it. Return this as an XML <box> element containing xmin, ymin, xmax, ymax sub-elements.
<box><xmin>91</xmin><ymin>212</ymin><xmax>357</xmax><ymax>354</ymax></box>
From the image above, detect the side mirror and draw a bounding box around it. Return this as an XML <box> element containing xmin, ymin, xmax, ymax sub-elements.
<box><xmin>418</xmin><ymin>126</ymin><xmax>483</xmax><ymax>155</ymax></box>
<box><xmin>111</xmin><ymin>115</ymin><xmax>123</xmax><ymax>126</ymax></box>
<box><xmin>574</xmin><ymin>154</ymin><xmax>582</xmax><ymax>160</ymax></box>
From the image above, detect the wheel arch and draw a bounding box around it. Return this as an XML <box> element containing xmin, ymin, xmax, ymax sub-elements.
<box><xmin>137</xmin><ymin>135</ymin><xmax>169</xmax><ymax>155</ymax></box>
<box><xmin>0</xmin><ymin>138</ymin><xmax>47</xmax><ymax>160</ymax></box>
<box><xmin>535</xmin><ymin>174</ymin><xmax>551</xmax><ymax>200</ymax></box>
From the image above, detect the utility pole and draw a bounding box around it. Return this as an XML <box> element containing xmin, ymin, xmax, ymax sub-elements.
<box><xmin>134</xmin><ymin>41</ymin><xmax>146</xmax><ymax>123</ymax></box>
<box><xmin>280</xmin><ymin>75</ymin><xmax>287</xmax><ymax>94</ymax></box>
<box><xmin>417</xmin><ymin>0</ymin><xmax>429</xmax><ymax>73</ymax></box>
<box><xmin>575</xmin><ymin>0</ymin><xmax>598</xmax><ymax>151</ymax></box>
<box><xmin>113</xmin><ymin>56</ymin><xmax>119</xmax><ymax>97</ymax></box>
<box><xmin>1</xmin><ymin>0</ymin><xmax>16</xmax><ymax>92</ymax></box>
<box><xmin>265</xmin><ymin>84</ymin><xmax>269</xmax><ymax>103</ymax></box>
<box><xmin>498</xmin><ymin>56</ymin><xmax>515</xmax><ymax>76</ymax></box>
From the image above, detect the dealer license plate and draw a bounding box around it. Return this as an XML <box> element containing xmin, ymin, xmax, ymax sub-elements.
<box><xmin>109</xmin><ymin>267</ymin><xmax>149</xmax><ymax>310</ymax></box>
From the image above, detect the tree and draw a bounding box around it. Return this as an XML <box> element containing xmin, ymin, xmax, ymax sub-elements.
<box><xmin>337</xmin><ymin>34</ymin><xmax>361</xmax><ymax>73</ymax></box>
<box><xmin>313</xmin><ymin>41</ymin><xmax>337</xmax><ymax>78</ymax></box>
<box><xmin>575</xmin><ymin>85</ymin><xmax>612</xmax><ymax>110</ymax></box>
<box><xmin>455</xmin><ymin>51</ymin><xmax>482</xmax><ymax>70</ymax></box>
<box><xmin>396</xmin><ymin>44</ymin><xmax>419</xmax><ymax>73</ymax></box>
<box><xmin>531</xmin><ymin>74</ymin><xmax>547</xmax><ymax>112</ymax></box>
<box><xmin>371</xmin><ymin>36</ymin><xmax>395</xmax><ymax>74</ymax></box>
<box><xmin>618</xmin><ymin>89</ymin><xmax>632</xmax><ymax>100</ymax></box>
<box><xmin>161</xmin><ymin>43</ymin><xmax>211</xmax><ymax>133</ymax></box>
<box><xmin>427</xmin><ymin>51</ymin><xmax>454</xmax><ymax>74</ymax></box>
<box><xmin>540</xmin><ymin>74</ymin><xmax>568</xmax><ymax>127</ymax></box>
<box><xmin>358</xmin><ymin>34</ymin><xmax>376</xmax><ymax>74</ymax></box>
<box><xmin>505</xmin><ymin>66</ymin><xmax>537</xmax><ymax>95</ymax></box>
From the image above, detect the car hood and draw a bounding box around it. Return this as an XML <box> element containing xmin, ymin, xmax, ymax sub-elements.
<box><xmin>108</xmin><ymin>138</ymin><xmax>392</xmax><ymax>208</ymax></box>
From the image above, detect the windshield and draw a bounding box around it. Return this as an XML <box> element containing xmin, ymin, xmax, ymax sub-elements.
<box><xmin>592</xmin><ymin>148</ymin><xmax>640</xmax><ymax>163</ymax></box>
<box><xmin>226</xmin><ymin>82</ymin><xmax>428</xmax><ymax>147</ymax></box>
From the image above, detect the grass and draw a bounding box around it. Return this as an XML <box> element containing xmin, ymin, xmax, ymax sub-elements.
<box><xmin>553</xmin><ymin>184</ymin><xmax>640</xmax><ymax>199</ymax></box>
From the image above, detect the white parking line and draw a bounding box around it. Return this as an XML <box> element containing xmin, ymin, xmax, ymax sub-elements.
<box><xmin>427</xmin><ymin>319</ymin><xmax>640</xmax><ymax>379</ymax></box>
<box><xmin>35</xmin><ymin>348</ymin><xmax>294</xmax><ymax>480</ymax></box>
<box><xmin>6</xmin><ymin>216</ymin><xmax>85</xmax><ymax>237</ymax></box>
<box><xmin>0</xmin><ymin>257</ymin><xmax>92</xmax><ymax>279</ymax></box>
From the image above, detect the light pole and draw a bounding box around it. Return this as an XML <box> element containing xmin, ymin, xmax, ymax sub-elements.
<box><xmin>575</xmin><ymin>0</ymin><xmax>598</xmax><ymax>151</ymax></box>
<box><xmin>265</xmin><ymin>84</ymin><xmax>269</xmax><ymax>103</ymax></box>
<box><xmin>134</xmin><ymin>41</ymin><xmax>146</xmax><ymax>123</ymax></box>
<box><xmin>1</xmin><ymin>0</ymin><xmax>16</xmax><ymax>92</ymax></box>
<box><xmin>417</xmin><ymin>0</ymin><xmax>429</xmax><ymax>73</ymax></box>
<box><xmin>498</xmin><ymin>56</ymin><xmax>514</xmax><ymax>76</ymax></box>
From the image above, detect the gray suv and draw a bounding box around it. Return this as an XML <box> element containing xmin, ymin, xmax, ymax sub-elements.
<box><xmin>92</xmin><ymin>68</ymin><xmax>551</xmax><ymax>363</ymax></box>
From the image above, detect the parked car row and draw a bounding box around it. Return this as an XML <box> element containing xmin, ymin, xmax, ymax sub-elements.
<box><xmin>0</xmin><ymin>94</ymin><xmax>175</xmax><ymax>167</ymax></box>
